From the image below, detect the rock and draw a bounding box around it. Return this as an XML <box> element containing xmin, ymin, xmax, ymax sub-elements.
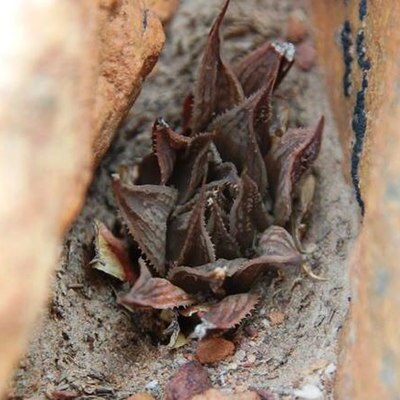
<box><xmin>295</xmin><ymin>41</ymin><xmax>316</xmax><ymax>71</ymax></box>
<box><xmin>0</xmin><ymin>0</ymin><xmax>165</xmax><ymax>395</ymax></box>
<box><xmin>286</xmin><ymin>11</ymin><xmax>308</xmax><ymax>43</ymax></box>
<box><xmin>165</xmin><ymin>361</ymin><xmax>211</xmax><ymax>400</ymax></box>
<box><xmin>196</xmin><ymin>337</ymin><xmax>235</xmax><ymax>364</ymax></box>
<box><xmin>293</xmin><ymin>384</ymin><xmax>323</xmax><ymax>400</ymax></box>
<box><xmin>310</xmin><ymin>1</ymin><xmax>400</xmax><ymax>398</ymax></box>
<box><xmin>145</xmin><ymin>0</ymin><xmax>180</xmax><ymax>23</ymax></box>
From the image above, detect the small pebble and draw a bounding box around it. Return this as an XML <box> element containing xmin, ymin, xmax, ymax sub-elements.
<box><xmin>293</xmin><ymin>384</ymin><xmax>323</xmax><ymax>400</ymax></box>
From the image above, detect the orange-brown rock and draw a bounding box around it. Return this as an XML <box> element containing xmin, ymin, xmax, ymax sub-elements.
<box><xmin>145</xmin><ymin>0</ymin><xmax>180</xmax><ymax>23</ymax></box>
<box><xmin>310</xmin><ymin>1</ymin><xmax>400</xmax><ymax>399</ymax></box>
<box><xmin>196</xmin><ymin>338</ymin><xmax>235</xmax><ymax>364</ymax></box>
<box><xmin>0</xmin><ymin>0</ymin><xmax>165</xmax><ymax>395</ymax></box>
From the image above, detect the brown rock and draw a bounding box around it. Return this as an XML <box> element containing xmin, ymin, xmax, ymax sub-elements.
<box><xmin>165</xmin><ymin>361</ymin><xmax>211</xmax><ymax>400</ymax></box>
<box><xmin>145</xmin><ymin>0</ymin><xmax>180</xmax><ymax>23</ymax></box>
<box><xmin>310</xmin><ymin>1</ymin><xmax>400</xmax><ymax>399</ymax></box>
<box><xmin>295</xmin><ymin>41</ymin><xmax>316</xmax><ymax>71</ymax></box>
<box><xmin>196</xmin><ymin>338</ymin><xmax>235</xmax><ymax>364</ymax></box>
<box><xmin>193</xmin><ymin>388</ymin><xmax>260</xmax><ymax>400</ymax></box>
<box><xmin>93</xmin><ymin>1</ymin><xmax>165</xmax><ymax>163</ymax></box>
<box><xmin>286</xmin><ymin>11</ymin><xmax>308</xmax><ymax>43</ymax></box>
<box><xmin>0</xmin><ymin>0</ymin><xmax>164</xmax><ymax>395</ymax></box>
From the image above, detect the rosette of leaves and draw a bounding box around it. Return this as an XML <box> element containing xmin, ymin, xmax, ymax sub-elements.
<box><xmin>91</xmin><ymin>0</ymin><xmax>324</xmax><ymax>343</ymax></box>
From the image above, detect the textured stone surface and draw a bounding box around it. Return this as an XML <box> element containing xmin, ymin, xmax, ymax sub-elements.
<box><xmin>310</xmin><ymin>1</ymin><xmax>400</xmax><ymax>398</ymax></box>
<box><xmin>0</xmin><ymin>0</ymin><xmax>165</xmax><ymax>394</ymax></box>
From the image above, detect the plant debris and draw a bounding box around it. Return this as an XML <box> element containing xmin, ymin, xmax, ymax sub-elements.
<box><xmin>92</xmin><ymin>0</ymin><xmax>323</xmax><ymax>345</ymax></box>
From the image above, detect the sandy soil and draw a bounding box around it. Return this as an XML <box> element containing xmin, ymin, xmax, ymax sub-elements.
<box><xmin>10</xmin><ymin>0</ymin><xmax>360</xmax><ymax>399</ymax></box>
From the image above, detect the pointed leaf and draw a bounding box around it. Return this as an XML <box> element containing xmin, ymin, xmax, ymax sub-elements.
<box><xmin>209</xmin><ymin>94</ymin><xmax>268</xmax><ymax>193</ymax></box>
<box><xmin>226</xmin><ymin>226</ymin><xmax>302</xmax><ymax>292</ymax></box>
<box><xmin>119</xmin><ymin>259</ymin><xmax>193</xmax><ymax>309</ymax></box>
<box><xmin>191</xmin><ymin>0</ymin><xmax>244</xmax><ymax>133</ymax></box>
<box><xmin>267</xmin><ymin>117</ymin><xmax>324</xmax><ymax>225</ymax></box>
<box><xmin>207</xmin><ymin>200</ymin><xmax>241</xmax><ymax>259</ymax></box>
<box><xmin>152</xmin><ymin>118</ymin><xmax>191</xmax><ymax>185</ymax></box>
<box><xmin>233</xmin><ymin>41</ymin><xmax>295</xmax><ymax>96</ymax></box>
<box><xmin>193</xmin><ymin>294</ymin><xmax>259</xmax><ymax>338</ymax></box>
<box><xmin>229</xmin><ymin>172</ymin><xmax>270</xmax><ymax>254</ymax></box>
<box><xmin>112</xmin><ymin>176</ymin><xmax>178</xmax><ymax>275</ymax></box>
<box><xmin>178</xmin><ymin>187</ymin><xmax>216</xmax><ymax>266</ymax></box>
<box><xmin>91</xmin><ymin>220</ymin><xmax>137</xmax><ymax>283</ymax></box>
<box><xmin>170</xmin><ymin>132</ymin><xmax>215</xmax><ymax>204</ymax></box>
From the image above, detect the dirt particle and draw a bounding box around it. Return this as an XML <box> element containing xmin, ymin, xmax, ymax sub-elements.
<box><xmin>48</xmin><ymin>390</ymin><xmax>79</xmax><ymax>400</ymax></box>
<box><xmin>196</xmin><ymin>337</ymin><xmax>235</xmax><ymax>364</ymax></box>
<box><xmin>268</xmin><ymin>310</ymin><xmax>285</xmax><ymax>326</ymax></box>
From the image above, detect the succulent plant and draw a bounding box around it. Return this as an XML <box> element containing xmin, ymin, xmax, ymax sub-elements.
<box><xmin>92</xmin><ymin>0</ymin><xmax>323</xmax><ymax>342</ymax></box>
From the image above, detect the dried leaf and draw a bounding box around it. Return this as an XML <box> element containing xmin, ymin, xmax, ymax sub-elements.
<box><xmin>193</xmin><ymin>293</ymin><xmax>259</xmax><ymax>337</ymax></box>
<box><xmin>119</xmin><ymin>259</ymin><xmax>193</xmax><ymax>310</ymax></box>
<box><xmin>113</xmin><ymin>176</ymin><xmax>178</xmax><ymax>274</ymax></box>
<box><xmin>233</xmin><ymin>41</ymin><xmax>295</xmax><ymax>96</ymax></box>
<box><xmin>191</xmin><ymin>0</ymin><xmax>244</xmax><ymax>133</ymax></box>
<box><xmin>291</xmin><ymin>174</ymin><xmax>316</xmax><ymax>251</ymax></box>
<box><xmin>267</xmin><ymin>117</ymin><xmax>324</xmax><ymax>225</ymax></box>
<box><xmin>165</xmin><ymin>361</ymin><xmax>212</xmax><ymax>400</ymax></box>
<box><xmin>229</xmin><ymin>172</ymin><xmax>270</xmax><ymax>254</ymax></box>
<box><xmin>196</xmin><ymin>337</ymin><xmax>235</xmax><ymax>364</ymax></box>
<box><xmin>91</xmin><ymin>220</ymin><xmax>137</xmax><ymax>283</ymax></box>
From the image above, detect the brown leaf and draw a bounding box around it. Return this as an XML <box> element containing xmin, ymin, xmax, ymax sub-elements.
<box><xmin>152</xmin><ymin>118</ymin><xmax>191</xmax><ymax>185</ymax></box>
<box><xmin>170</xmin><ymin>131</ymin><xmax>215</xmax><ymax>204</ymax></box>
<box><xmin>119</xmin><ymin>259</ymin><xmax>193</xmax><ymax>309</ymax></box>
<box><xmin>193</xmin><ymin>389</ymin><xmax>260</xmax><ymax>400</ymax></box>
<box><xmin>229</xmin><ymin>172</ymin><xmax>270</xmax><ymax>255</ymax></box>
<box><xmin>112</xmin><ymin>176</ymin><xmax>178</xmax><ymax>274</ymax></box>
<box><xmin>207</xmin><ymin>200</ymin><xmax>241</xmax><ymax>259</ymax></box>
<box><xmin>91</xmin><ymin>220</ymin><xmax>137</xmax><ymax>283</ymax></box>
<box><xmin>191</xmin><ymin>0</ymin><xmax>244</xmax><ymax>133</ymax></box>
<box><xmin>233</xmin><ymin>41</ymin><xmax>295</xmax><ymax>96</ymax></box>
<box><xmin>169</xmin><ymin>258</ymin><xmax>246</xmax><ymax>295</ymax></box>
<box><xmin>167</xmin><ymin>185</ymin><xmax>216</xmax><ymax>266</ymax></box>
<box><xmin>209</xmin><ymin>95</ymin><xmax>268</xmax><ymax>193</ymax></box>
<box><xmin>267</xmin><ymin>117</ymin><xmax>324</xmax><ymax>225</ymax></box>
<box><xmin>194</xmin><ymin>293</ymin><xmax>259</xmax><ymax>337</ymax></box>
<box><xmin>165</xmin><ymin>361</ymin><xmax>212</xmax><ymax>400</ymax></box>
<box><xmin>227</xmin><ymin>226</ymin><xmax>302</xmax><ymax>292</ymax></box>
<box><xmin>196</xmin><ymin>337</ymin><xmax>235</xmax><ymax>364</ymax></box>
